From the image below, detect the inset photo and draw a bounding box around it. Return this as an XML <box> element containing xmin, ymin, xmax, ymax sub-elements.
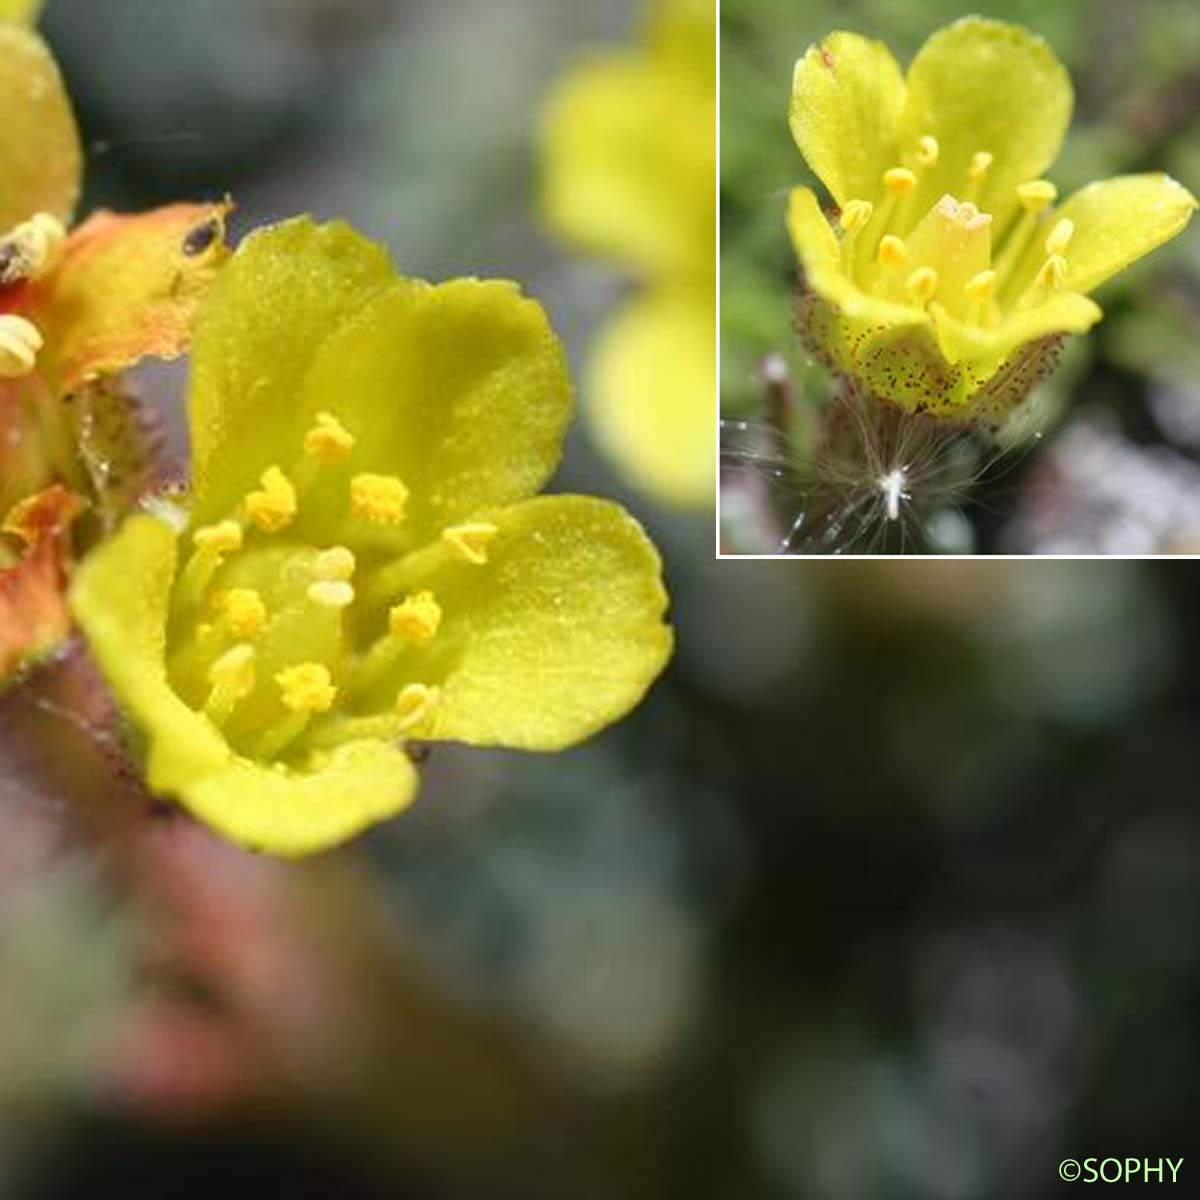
<box><xmin>719</xmin><ymin>1</ymin><xmax>1200</xmax><ymax>555</ymax></box>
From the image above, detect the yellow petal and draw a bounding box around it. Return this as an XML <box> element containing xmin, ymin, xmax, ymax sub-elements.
<box><xmin>188</xmin><ymin>218</ymin><xmax>397</xmax><ymax>525</ymax></box>
<box><xmin>295</xmin><ymin>275</ymin><xmax>572</xmax><ymax>552</ymax></box>
<box><xmin>363</xmin><ymin>496</ymin><xmax>672</xmax><ymax>751</ymax></box>
<box><xmin>541</xmin><ymin>49</ymin><xmax>713</xmax><ymax>279</ymax></box>
<box><xmin>68</xmin><ymin>515</ymin><xmax>416</xmax><ymax>855</ymax></box>
<box><xmin>19</xmin><ymin>202</ymin><xmax>230</xmax><ymax>394</ymax></box>
<box><xmin>586</xmin><ymin>286</ymin><xmax>713</xmax><ymax>507</ymax></box>
<box><xmin>1024</xmin><ymin>173</ymin><xmax>1198</xmax><ymax>297</ymax></box>
<box><xmin>0</xmin><ymin>25</ymin><xmax>81</xmax><ymax>230</ymax></box>
<box><xmin>931</xmin><ymin>291</ymin><xmax>1101</xmax><ymax>366</ymax></box>
<box><xmin>789</xmin><ymin>32</ymin><xmax>906</xmax><ymax>208</ymax></box>
<box><xmin>900</xmin><ymin>17</ymin><xmax>1072</xmax><ymax>235</ymax></box>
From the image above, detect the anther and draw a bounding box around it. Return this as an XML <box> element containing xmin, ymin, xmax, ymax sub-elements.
<box><xmin>877</xmin><ymin>235</ymin><xmax>908</xmax><ymax>268</ymax></box>
<box><xmin>218</xmin><ymin>587</ymin><xmax>267</xmax><ymax>638</ymax></box>
<box><xmin>350</xmin><ymin>473</ymin><xmax>409</xmax><ymax>526</ymax></box>
<box><xmin>204</xmin><ymin>643</ymin><xmax>256</xmax><ymax>725</ymax></box>
<box><xmin>905</xmin><ymin>266</ymin><xmax>939</xmax><ymax>305</ymax></box>
<box><xmin>915</xmin><ymin>135</ymin><xmax>939</xmax><ymax>167</ymax></box>
<box><xmin>307</xmin><ymin>580</ymin><xmax>355</xmax><ymax>609</ymax></box>
<box><xmin>883</xmin><ymin>167</ymin><xmax>917</xmax><ymax>194</ymax></box>
<box><xmin>442</xmin><ymin>522</ymin><xmax>499</xmax><ymax>565</ymax></box>
<box><xmin>0</xmin><ymin>314</ymin><xmax>44</xmax><ymax>378</ymax></box>
<box><xmin>964</xmin><ymin>269</ymin><xmax>998</xmax><ymax>303</ymax></box>
<box><xmin>313</xmin><ymin>546</ymin><xmax>355</xmax><ymax>582</ymax></box>
<box><xmin>395</xmin><ymin>683</ymin><xmax>441</xmax><ymax>736</ymax></box>
<box><xmin>967</xmin><ymin>151</ymin><xmax>993</xmax><ymax>182</ymax></box>
<box><xmin>839</xmin><ymin>199</ymin><xmax>874</xmax><ymax>233</ymax></box>
<box><xmin>1016</xmin><ymin>180</ymin><xmax>1057</xmax><ymax>214</ymax></box>
<box><xmin>244</xmin><ymin>466</ymin><xmax>297</xmax><ymax>533</ymax></box>
<box><xmin>304</xmin><ymin>411</ymin><xmax>356</xmax><ymax>462</ymax></box>
<box><xmin>1036</xmin><ymin>254</ymin><xmax>1068</xmax><ymax>290</ymax></box>
<box><xmin>193</xmin><ymin>520</ymin><xmax>243</xmax><ymax>555</ymax></box>
<box><xmin>276</xmin><ymin>662</ymin><xmax>337</xmax><ymax>714</ymax></box>
<box><xmin>1045</xmin><ymin>217</ymin><xmax>1074</xmax><ymax>255</ymax></box>
<box><xmin>0</xmin><ymin>213</ymin><xmax>67</xmax><ymax>285</ymax></box>
<box><xmin>389</xmin><ymin>591</ymin><xmax>442</xmax><ymax>644</ymax></box>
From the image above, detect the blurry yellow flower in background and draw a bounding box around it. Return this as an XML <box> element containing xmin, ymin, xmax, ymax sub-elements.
<box><xmin>71</xmin><ymin>219</ymin><xmax>673</xmax><ymax>857</ymax></box>
<box><xmin>541</xmin><ymin>0</ymin><xmax>714</xmax><ymax>508</ymax></box>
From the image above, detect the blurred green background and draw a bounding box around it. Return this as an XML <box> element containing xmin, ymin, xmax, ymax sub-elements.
<box><xmin>3</xmin><ymin>2</ymin><xmax>1200</xmax><ymax>1199</ymax></box>
<box><xmin>722</xmin><ymin>0</ymin><xmax>1200</xmax><ymax>553</ymax></box>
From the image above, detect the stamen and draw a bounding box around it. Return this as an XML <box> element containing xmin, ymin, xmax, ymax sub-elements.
<box><xmin>442</xmin><ymin>522</ymin><xmax>499</xmax><ymax>565</ymax></box>
<box><xmin>967</xmin><ymin>151</ymin><xmax>993</xmax><ymax>182</ymax></box>
<box><xmin>244</xmin><ymin>466</ymin><xmax>297</xmax><ymax>533</ymax></box>
<box><xmin>276</xmin><ymin>662</ymin><xmax>337</xmax><ymax>714</ymax></box>
<box><xmin>304</xmin><ymin>411</ymin><xmax>355</xmax><ymax>462</ymax></box>
<box><xmin>877</xmin><ymin>235</ymin><xmax>908</xmax><ymax>268</ymax></box>
<box><xmin>395</xmin><ymin>683</ymin><xmax>441</xmax><ymax>735</ymax></box>
<box><xmin>389</xmin><ymin>591</ymin><xmax>442</xmax><ymax>644</ymax></box>
<box><xmin>1045</xmin><ymin>217</ymin><xmax>1074</xmax><ymax>255</ymax></box>
<box><xmin>1036</xmin><ymin>254</ymin><xmax>1068</xmax><ymax>290</ymax></box>
<box><xmin>905</xmin><ymin>266</ymin><xmax>939</xmax><ymax>306</ymax></box>
<box><xmin>204</xmin><ymin>643</ymin><xmax>256</xmax><ymax>726</ymax></box>
<box><xmin>0</xmin><ymin>213</ymin><xmax>67</xmax><ymax>285</ymax></box>
<box><xmin>883</xmin><ymin>167</ymin><xmax>917</xmax><ymax>195</ymax></box>
<box><xmin>964</xmin><ymin>269</ymin><xmax>998</xmax><ymax>303</ymax></box>
<box><xmin>350</xmin><ymin>473</ymin><xmax>409</xmax><ymax>526</ymax></box>
<box><xmin>838</xmin><ymin>199</ymin><xmax>874</xmax><ymax>233</ymax></box>
<box><xmin>1016</xmin><ymin>180</ymin><xmax>1057</xmax><ymax>214</ymax></box>
<box><xmin>964</xmin><ymin>269</ymin><xmax>998</xmax><ymax>325</ymax></box>
<box><xmin>193</xmin><ymin>520</ymin><xmax>243</xmax><ymax>554</ymax></box>
<box><xmin>307</xmin><ymin>580</ymin><xmax>355</xmax><ymax>609</ymax></box>
<box><xmin>915</xmin><ymin>135</ymin><xmax>939</xmax><ymax>167</ymax></box>
<box><xmin>312</xmin><ymin>546</ymin><xmax>356</xmax><ymax>582</ymax></box>
<box><xmin>0</xmin><ymin>314</ymin><xmax>44</xmax><ymax>379</ymax></box>
<box><xmin>218</xmin><ymin>587</ymin><xmax>267</xmax><ymax>638</ymax></box>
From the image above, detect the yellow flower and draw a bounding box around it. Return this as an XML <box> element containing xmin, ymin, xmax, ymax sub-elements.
<box><xmin>0</xmin><ymin>11</ymin><xmax>228</xmax><ymax>677</ymax></box>
<box><xmin>787</xmin><ymin>17</ymin><xmax>1198</xmax><ymax>423</ymax></box>
<box><xmin>542</xmin><ymin>0</ymin><xmax>714</xmax><ymax>506</ymax></box>
<box><xmin>69</xmin><ymin>219</ymin><xmax>674</xmax><ymax>857</ymax></box>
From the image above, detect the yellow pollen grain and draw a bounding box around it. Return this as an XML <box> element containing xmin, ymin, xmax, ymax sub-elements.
<box><xmin>313</xmin><ymin>546</ymin><xmax>356</xmax><ymax>581</ymax></box>
<box><xmin>218</xmin><ymin>587</ymin><xmax>268</xmax><ymax>637</ymax></box>
<box><xmin>193</xmin><ymin>520</ymin><xmax>243</xmax><ymax>555</ymax></box>
<box><xmin>388</xmin><ymin>590</ymin><xmax>443</xmax><ymax>644</ymax></box>
<box><xmin>0</xmin><ymin>314</ymin><xmax>44</xmax><ymax>379</ymax></box>
<box><xmin>883</xmin><ymin>167</ymin><xmax>917</xmax><ymax>194</ymax></box>
<box><xmin>395</xmin><ymin>683</ymin><xmax>440</xmax><ymax>735</ymax></box>
<box><xmin>905</xmin><ymin>266</ymin><xmax>939</xmax><ymax>305</ymax></box>
<box><xmin>350</xmin><ymin>473</ymin><xmax>409</xmax><ymax>525</ymax></box>
<box><xmin>1045</xmin><ymin>217</ymin><xmax>1074</xmax><ymax>255</ymax></box>
<box><xmin>964</xmin><ymin>269</ymin><xmax>998</xmax><ymax>303</ymax></box>
<box><xmin>304</xmin><ymin>411</ymin><xmax>356</xmax><ymax>462</ymax></box>
<box><xmin>839</xmin><ymin>199</ymin><xmax>873</xmax><ymax>233</ymax></box>
<box><xmin>244</xmin><ymin>465</ymin><xmax>297</xmax><ymax>533</ymax></box>
<box><xmin>876</xmin><ymin>235</ymin><xmax>908</xmax><ymax>268</ymax></box>
<box><xmin>207</xmin><ymin>643</ymin><xmax>256</xmax><ymax>696</ymax></box>
<box><xmin>915</xmin><ymin>135</ymin><xmax>939</xmax><ymax>166</ymax></box>
<box><xmin>1016</xmin><ymin>180</ymin><xmax>1057</xmax><ymax>213</ymax></box>
<box><xmin>276</xmin><ymin>662</ymin><xmax>337</xmax><ymax>714</ymax></box>
<box><xmin>1037</xmin><ymin>254</ymin><xmax>1068</xmax><ymax>289</ymax></box>
<box><xmin>967</xmin><ymin>151</ymin><xmax>993</xmax><ymax>182</ymax></box>
<box><xmin>307</xmin><ymin>579</ymin><xmax>355</xmax><ymax>609</ymax></box>
<box><xmin>442</xmin><ymin>522</ymin><xmax>498</xmax><ymax>565</ymax></box>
